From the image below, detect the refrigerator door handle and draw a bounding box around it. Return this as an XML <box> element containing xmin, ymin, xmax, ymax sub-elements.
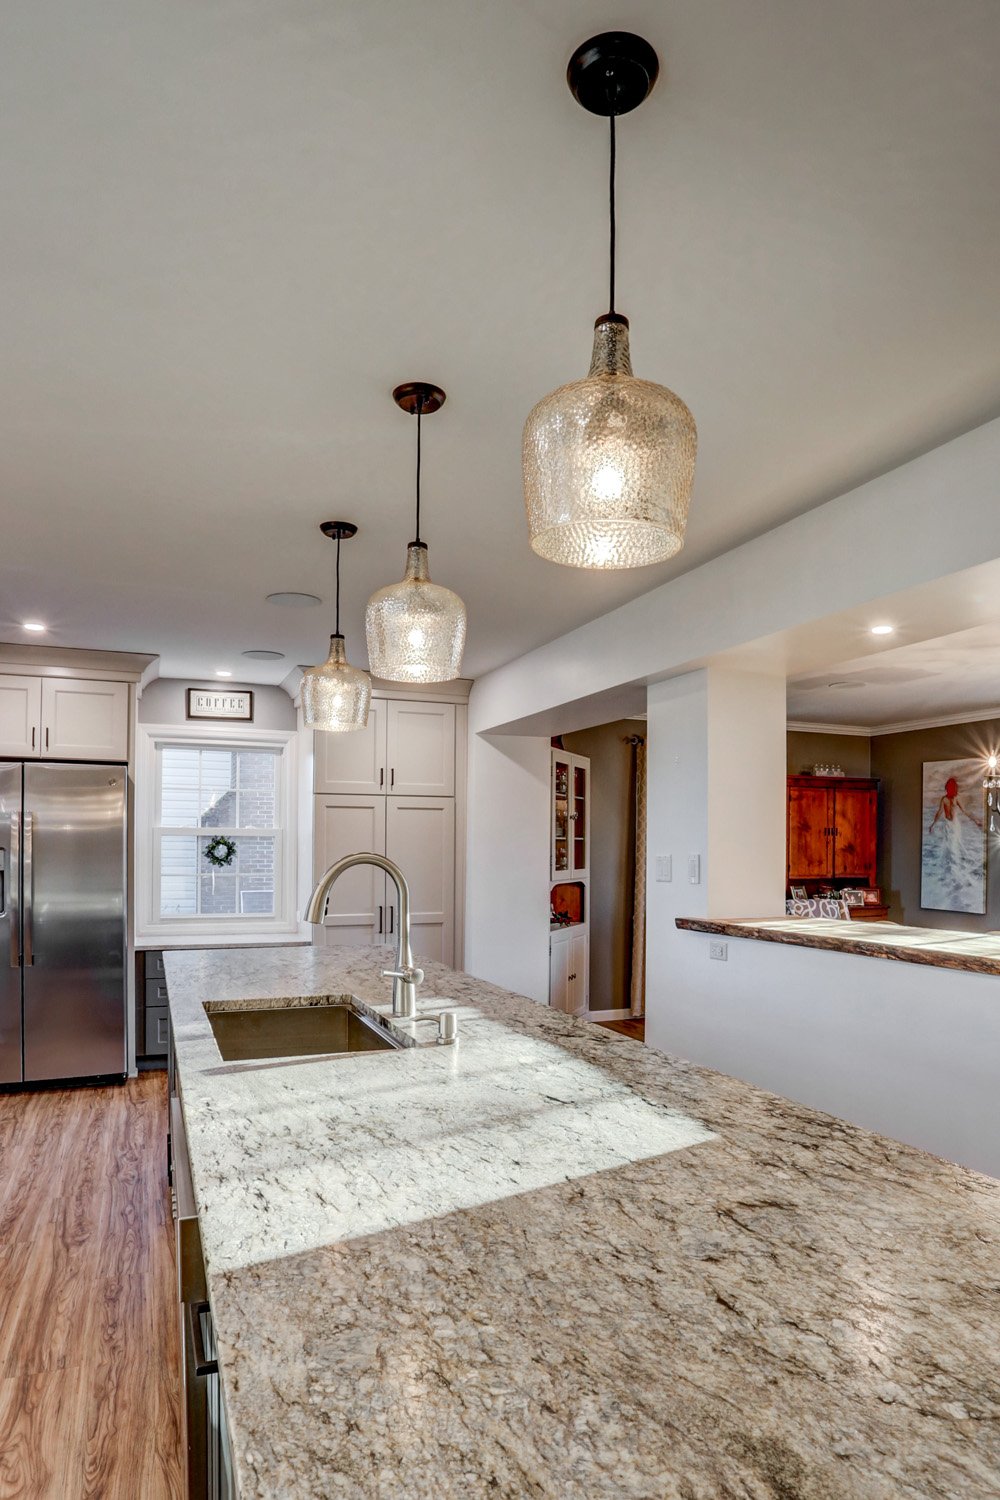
<box><xmin>9</xmin><ymin>813</ymin><xmax>19</xmax><ymax>968</ymax></box>
<box><xmin>22</xmin><ymin>813</ymin><xmax>33</xmax><ymax>967</ymax></box>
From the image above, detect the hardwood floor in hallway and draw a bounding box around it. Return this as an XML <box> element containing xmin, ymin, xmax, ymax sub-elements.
<box><xmin>0</xmin><ymin>1073</ymin><xmax>181</xmax><ymax>1500</ymax></box>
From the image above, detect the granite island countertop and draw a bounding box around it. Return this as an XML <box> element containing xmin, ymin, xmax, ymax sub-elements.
<box><xmin>164</xmin><ymin>945</ymin><xmax>1000</xmax><ymax>1500</ymax></box>
<box><xmin>676</xmin><ymin>915</ymin><xmax>1000</xmax><ymax>975</ymax></box>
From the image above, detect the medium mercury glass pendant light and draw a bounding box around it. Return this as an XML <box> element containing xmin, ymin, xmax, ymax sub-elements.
<box><xmin>300</xmin><ymin>521</ymin><xmax>372</xmax><ymax>731</ymax></box>
<box><xmin>366</xmin><ymin>383</ymin><xmax>467</xmax><ymax>683</ymax></box>
<box><xmin>523</xmin><ymin>32</ymin><xmax>697</xmax><ymax>569</ymax></box>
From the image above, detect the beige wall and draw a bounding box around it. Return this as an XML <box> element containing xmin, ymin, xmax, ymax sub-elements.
<box><xmin>870</xmin><ymin>717</ymin><xmax>1000</xmax><ymax>931</ymax></box>
<box><xmin>786</xmin><ymin>730</ymin><xmax>871</xmax><ymax>777</ymax></box>
<box><xmin>138</xmin><ymin>678</ymin><xmax>296</xmax><ymax>730</ymax></box>
<box><xmin>562</xmin><ymin>718</ymin><xmax>647</xmax><ymax>1012</ymax></box>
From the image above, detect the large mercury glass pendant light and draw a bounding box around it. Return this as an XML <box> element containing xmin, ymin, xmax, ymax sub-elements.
<box><xmin>366</xmin><ymin>383</ymin><xmax>467</xmax><ymax>683</ymax></box>
<box><xmin>523</xmin><ymin>32</ymin><xmax>697</xmax><ymax>569</ymax></box>
<box><xmin>300</xmin><ymin>521</ymin><xmax>372</xmax><ymax>731</ymax></box>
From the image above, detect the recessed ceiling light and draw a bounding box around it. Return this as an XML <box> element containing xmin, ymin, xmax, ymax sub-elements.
<box><xmin>22</xmin><ymin>620</ymin><xmax>46</xmax><ymax>633</ymax></box>
<box><xmin>870</xmin><ymin>624</ymin><xmax>894</xmax><ymax>636</ymax></box>
<box><xmin>242</xmin><ymin>649</ymin><xmax>285</xmax><ymax>661</ymax></box>
<box><xmin>266</xmin><ymin>592</ymin><xmax>322</xmax><ymax>608</ymax></box>
<box><xmin>215</xmin><ymin>670</ymin><xmax>232</xmax><ymax>678</ymax></box>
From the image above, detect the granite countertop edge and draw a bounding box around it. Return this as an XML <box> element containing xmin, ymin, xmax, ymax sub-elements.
<box><xmin>676</xmin><ymin>915</ymin><xmax>1000</xmax><ymax>976</ymax></box>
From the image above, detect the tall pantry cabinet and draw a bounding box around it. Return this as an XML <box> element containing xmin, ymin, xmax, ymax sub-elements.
<box><xmin>311</xmin><ymin>690</ymin><xmax>467</xmax><ymax>968</ymax></box>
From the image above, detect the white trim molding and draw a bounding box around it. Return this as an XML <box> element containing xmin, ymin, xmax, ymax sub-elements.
<box><xmin>134</xmin><ymin>722</ymin><xmax>300</xmax><ymax>947</ymax></box>
<box><xmin>788</xmin><ymin>706</ymin><xmax>1000</xmax><ymax>738</ymax></box>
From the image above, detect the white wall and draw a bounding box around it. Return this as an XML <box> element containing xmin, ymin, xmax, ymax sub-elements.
<box><xmin>668</xmin><ymin>929</ymin><xmax>1000</xmax><ymax>1178</ymax></box>
<box><xmin>464</xmin><ymin>732</ymin><xmax>550</xmax><ymax>1002</ymax></box>
<box><xmin>138</xmin><ymin>677</ymin><xmax>296</xmax><ymax>729</ymax></box>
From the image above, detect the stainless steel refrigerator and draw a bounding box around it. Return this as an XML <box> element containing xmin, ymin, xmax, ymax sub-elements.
<box><xmin>0</xmin><ymin>762</ymin><xmax>127</xmax><ymax>1086</ymax></box>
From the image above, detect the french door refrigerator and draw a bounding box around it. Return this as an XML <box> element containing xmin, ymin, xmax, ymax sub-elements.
<box><xmin>0</xmin><ymin>762</ymin><xmax>127</xmax><ymax>1086</ymax></box>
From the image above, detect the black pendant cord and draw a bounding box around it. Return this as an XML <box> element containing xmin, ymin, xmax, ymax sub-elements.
<box><xmin>334</xmin><ymin>530</ymin><xmax>342</xmax><ymax>637</ymax></box>
<box><xmin>608</xmin><ymin>106</ymin><xmax>617</xmax><ymax>315</ymax></box>
<box><xmin>413</xmin><ymin>392</ymin><xmax>424</xmax><ymax>546</ymax></box>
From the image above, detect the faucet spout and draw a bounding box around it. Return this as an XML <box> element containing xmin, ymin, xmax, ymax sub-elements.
<box><xmin>306</xmin><ymin>853</ymin><xmax>424</xmax><ymax>1018</ymax></box>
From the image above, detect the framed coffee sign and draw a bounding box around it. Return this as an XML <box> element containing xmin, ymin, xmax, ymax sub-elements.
<box><xmin>186</xmin><ymin>689</ymin><xmax>254</xmax><ymax>722</ymax></box>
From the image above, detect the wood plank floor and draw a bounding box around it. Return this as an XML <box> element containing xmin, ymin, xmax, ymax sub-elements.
<box><xmin>596</xmin><ymin>1016</ymin><xmax>645</xmax><ymax>1042</ymax></box>
<box><xmin>0</xmin><ymin>1074</ymin><xmax>181</xmax><ymax>1499</ymax></box>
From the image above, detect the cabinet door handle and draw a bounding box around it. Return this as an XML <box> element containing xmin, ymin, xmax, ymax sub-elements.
<box><xmin>390</xmin><ymin>767</ymin><xmax>395</xmax><ymax>790</ymax></box>
<box><xmin>31</xmin><ymin>726</ymin><xmax>35</xmax><ymax>749</ymax></box>
<box><xmin>377</xmin><ymin>905</ymin><xmax>383</xmax><ymax>935</ymax></box>
<box><xmin>379</xmin><ymin>767</ymin><xmax>384</xmax><ymax>788</ymax></box>
<box><xmin>388</xmin><ymin>905</ymin><xmax>394</xmax><ymax>935</ymax></box>
<box><xmin>44</xmin><ymin>728</ymin><xmax>49</xmax><ymax>750</ymax></box>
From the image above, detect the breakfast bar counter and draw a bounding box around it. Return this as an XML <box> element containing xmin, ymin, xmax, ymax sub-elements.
<box><xmin>165</xmin><ymin>945</ymin><xmax>1000</xmax><ymax>1499</ymax></box>
<box><xmin>675</xmin><ymin>915</ymin><xmax>1000</xmax><ymax>975</ymax></box>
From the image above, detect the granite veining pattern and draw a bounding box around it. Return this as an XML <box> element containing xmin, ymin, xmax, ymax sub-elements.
<box><xmin>165</xmin><ymin>945</ymin><xmax>1000</xmax><ymax>1499</ymax></box>
<box><xmin>676</xmin><ymin>914</ymin><xmax>1000</xmax><ymax>975</ymax></box>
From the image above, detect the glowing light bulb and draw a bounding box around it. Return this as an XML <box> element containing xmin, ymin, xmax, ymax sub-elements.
<box><xmin>406</xmin><ymin>627</ymin><xmax>426</xmax><ymax>649</ymax></box>
<box><xmin>591</xmin><ymin>463</ymin><xmax>624</xmax><ymax>501</ymax></box>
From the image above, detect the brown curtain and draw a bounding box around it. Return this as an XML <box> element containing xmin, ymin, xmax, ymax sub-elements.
<box><xmin>628</xmin><ymin>738</ymin><xmax>646</xmax><ymax>1015</ymax></box>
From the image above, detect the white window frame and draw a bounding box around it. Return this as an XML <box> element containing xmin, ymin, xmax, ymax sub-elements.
<box><xmin>135</xmin><ymin>722</ymin><xmax>299</xmax><ymax>946</ymax></box>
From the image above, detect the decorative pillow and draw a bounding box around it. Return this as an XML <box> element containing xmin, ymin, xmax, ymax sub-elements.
<box><xmin>785</xmin><ymin>897</ymin><xmax>849</xmax><ymax>920</ymax></box>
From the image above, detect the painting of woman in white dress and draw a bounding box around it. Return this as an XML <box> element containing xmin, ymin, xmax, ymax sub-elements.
<box><xmin>921</xmin><ymin>759</ymin><xmax>986</xmax><ymax>914</ymax></box>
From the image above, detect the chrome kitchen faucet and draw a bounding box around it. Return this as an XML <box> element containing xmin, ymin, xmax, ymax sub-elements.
<box><xmin>306</xmin><ymin>853</ymin><xmax>424</xmax><ymax>1018</ymax></box>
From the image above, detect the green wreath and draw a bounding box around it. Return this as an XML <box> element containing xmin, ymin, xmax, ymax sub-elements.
<box><xmin>204</xmin><ymin>835</ymin><xmax>237</xmax><ymax>869</ymax></box>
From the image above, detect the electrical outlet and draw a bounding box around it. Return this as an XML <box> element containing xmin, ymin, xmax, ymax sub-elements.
<box><xmin>688</xmin><ymin>854</ymin><xmax>701</xmax><ymax>884</ymax></box>
<box><xmin>709</xmin><ymin>940</ymin><xmax>728</xmax><ymax>961</ymax></box>
<box><xmin>655</xmin><ymin>854</ymin><xmax>672</xmax><ymax>882</ymax></box>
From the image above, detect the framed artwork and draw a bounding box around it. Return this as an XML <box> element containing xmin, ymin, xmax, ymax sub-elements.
<box><xmin>861</xmin><ymin>887</ymin><xmax>882</xmax><ymax>906</ymax></box>
<box><xmin>789</xmin><ymin>884</ymin><xmax>808</xmax><ymax>900</ymax></box>
<box><xmin>921</xmin><ymin>758</ymin><xmax>986</xmax><ymax>914</ymax></box>
<box><xmin>186</xmin><ymin>688</ymin><xmax>254</xmax><ymax>722</ymax></box>
<box><xmin>842</xmin><ymin>888</ymin><xmax>866</xmax><ymax>908</ymax></box>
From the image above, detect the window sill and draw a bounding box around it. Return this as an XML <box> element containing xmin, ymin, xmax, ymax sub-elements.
<box><xmin>135</xmin><ymin>921</ymin><xmax>302</xmax><ymax>949</ymax></box>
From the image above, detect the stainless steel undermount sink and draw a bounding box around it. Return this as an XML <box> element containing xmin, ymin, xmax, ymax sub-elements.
<box><xmin>207</xmin><ymin>1001</ymin><xmax>403</xmax><ymax>1062</ymax></box>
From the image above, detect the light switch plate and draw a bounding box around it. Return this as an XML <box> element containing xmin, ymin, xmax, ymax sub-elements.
<box><xmin>709</xmin><ymin>940</ymin><xmax>728</xmax><ymax>961</ymax></box>
<box><xmin>688</xmin><ymin>854</ymin><xmax>701</xmax><ymax>884</ymax></box>
<box><xmin>655</xmin><ymin>854</ymin><xmax>672</xmax><ymax>882</ymax></box>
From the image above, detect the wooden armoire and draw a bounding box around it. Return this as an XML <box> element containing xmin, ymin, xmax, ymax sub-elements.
<box><xmin>786</xmin><ymin>775</ymin><xmax>878</xmax><ymax>887</ymax></box>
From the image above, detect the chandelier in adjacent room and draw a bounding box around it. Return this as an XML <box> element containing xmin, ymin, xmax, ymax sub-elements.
<box><xmin>523</xmin><ymin>31</ymin><xmax>697</xmax><ymax>569</ymax></box>
<box><xmin>366</xmin><ymin>383</ymin><xmax>466</xmax><ymax>683</ymax></box>
<box><xmin>300</xmin><ymin>521</ymin><xmax>372</xmax><ymax>732</ymax></box>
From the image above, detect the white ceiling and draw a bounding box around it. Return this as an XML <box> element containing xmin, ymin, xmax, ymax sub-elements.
<box><xmin>788</xmin><ymin>623</ymin><xmax>1000</xmax><ymax>730</ymax></box>
<box><xmin>3</xmin><ymin>1</ymin><xmax>1000</xmax><ymax>683</ymax></box>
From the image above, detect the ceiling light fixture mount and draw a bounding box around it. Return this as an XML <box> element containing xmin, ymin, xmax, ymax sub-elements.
<box><xmin>523</xmin><ymin>30</ymin><xmax>697</xmax><ymax>570</ymax></box>
<box><xmin>365</xmin><ymin>383</ymin><xmax>467</xmax><ymax>683</ymax></box>
<box><xmin>301</xmin><ymin>521</ymin><xmax>371</xmax><ymax>732</ymax></box>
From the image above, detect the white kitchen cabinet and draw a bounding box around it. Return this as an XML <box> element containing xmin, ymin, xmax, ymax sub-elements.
<box><xmin>549</xmin><ymin>926</ymin><xmax>588</xmax><ymax>1015</ymax></box>
<box><xmin>313</xmin><ymin>794</ymin><xmax>389</xmax><ymax>948</ymax></box>
<box><xmin>385</xmin><ymin>701</ymin><xmax>455</xmax><ymax>795</ymax></box>
<box><xmin>0</xmin><ymin>674</ymin><xmax>128</xmax><ymax>761</ymax></box>
<box><xmin>314</xmin><ymin>698</ymin><xmax>455</xmax><ymax>797</ymax></box>
<box><xmin>314</xmin><ymin>700</ymin><xmax>388</xmax><ymax>795</ymax></box>
<box><xmin>551</xmin><ymin>749</ymin><xmax>589</xmax><ymax>882</ymax></box>
<box><xmin>386</xmin><ymin>795</ymin><xmax>455</xmax><ymax>965</ymax></box>
<box><xmin>40</xmin><ymin>678</ymin><xmax>129</xmax><ymax>761</ymax></box>
<box><xmin>313</xmin><ymin>792</ymin><xmax>456</xmax><ymax>966</ymax></box>
<box><xmin>0</xmin><ymin>675</ymin><xmax>42</xmax><ymax>757</ymax></box>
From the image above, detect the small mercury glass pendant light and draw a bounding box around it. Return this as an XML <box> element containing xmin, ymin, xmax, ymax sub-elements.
<box><xmin>523</xmin><ymin>32</ymin><xmax>697</xmax><ymax>569</ymax></box>
<box><xmin>366</xmin><ymin>383</ymin><xmax>467</xmax><ymax>682</ymax></box>
<box><xmin>300</xmin><ymin>521</ymin><xmax>372</xmax><ymax>731</ymax></box>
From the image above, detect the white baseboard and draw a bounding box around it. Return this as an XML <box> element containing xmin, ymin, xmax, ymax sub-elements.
<box><xmin>585</xmin><ymin>1008</ymin><xmax>636</xmax><ymax>1022</ymax></box>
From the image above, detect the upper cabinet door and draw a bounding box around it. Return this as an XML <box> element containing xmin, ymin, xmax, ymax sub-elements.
<box><xmin>786</xmin><ymin>785</ymin><xmax>833</xmax><ymax>879</ymax></box>
<box><xmin>833</xmin><ymin>786</ymin><xmax>878</xmax><ymax>881</ymax></box>
<box><xmin>40</xmin><ymin>679</ymin><xmax>129</xmax><ymax>761</ymax></box>
<box><xmin>314</xmin><ymin>700</ymin><xmax>387</xmax><ymax>795</ymax></box>
<box><xmin>569</xmin><ymin>756</ymin><xmax>589</xmax><ymax>878</ymax></box>
<box><xmin>0</xmin><ymin>675</ymin><xmax>42</xmax><ymax>758</ymax></box>
<box><xmin>385</xmin><ymin>701</ymin><xmax>455</xmax><ymax>796</ymax></box>
<box><xmin>551</xmin><ymin>752</ymin><xmax>570</xmax><ymax>880</ymax></box>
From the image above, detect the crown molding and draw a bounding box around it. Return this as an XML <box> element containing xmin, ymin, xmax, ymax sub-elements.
<box><xmin>786</xmin><ymin>720</ymin><xmax>872</xmax><ymax>737</ymax></box>
<box><xmin>788</xmin><ymin>706</ymin><xmax>1000</xmax><ymax>739</ymax></box>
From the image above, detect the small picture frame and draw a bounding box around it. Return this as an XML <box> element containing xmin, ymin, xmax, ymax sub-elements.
<box><xmin>842</xmin><ymin>888</ymin><xmax>866</xmax><ymax>908</ymax></box>
<box><xmin>186</xmin><ymin>688</ymin><xmax>254</xmax><ymax>722</ymax></box>
<box><xmin>789</xmin><ymin>884</ymin><xmax>808</xmax><ymax>900</ymax></box>
<box><xmin>861</xmin><ymin>887</ymin><xmax>882</xmax><ymax>906</ymax></box>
